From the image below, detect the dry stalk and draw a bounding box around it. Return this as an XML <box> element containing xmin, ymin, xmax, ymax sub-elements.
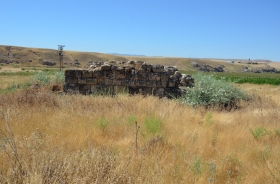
<box><xmin>1</xmin><ymin>109</ymin><xmax>24</xmax><ymax>183</ymax></box>
<box><xmin>135</xmin><ymin>121</ymin><xmax>140</xmax><ymax>154</ymax></box>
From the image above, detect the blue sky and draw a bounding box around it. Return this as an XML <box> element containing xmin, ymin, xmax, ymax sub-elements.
<box><xmin>1</xmin><ymin>0</ymin><xmax>279</xmax><ymax>61</ymax></box>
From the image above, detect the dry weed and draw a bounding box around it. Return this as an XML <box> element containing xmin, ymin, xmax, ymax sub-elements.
<box><xmin>0</xmin><ymin>84</ymin><xmax>279</xmax><ymax>183</ymax></box>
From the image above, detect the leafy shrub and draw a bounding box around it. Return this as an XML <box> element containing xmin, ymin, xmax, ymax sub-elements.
<box><xmin>53</xmin><ymin>71</ymin><xmax>64</xmax><ymax>83</ymax></box>
<box><xmin>181</xmin><ymin>73</ymin><xmax>248</xmax><ymax>108</ymax></box>
<box><xmin>33</xmin><ymin>71</ymin><xmax>51</xmax><ymax>85</ymax></box>
<box><xmin>33</xmin><ymin>71</ymin><xmax>64</xmax><ymax>85</ymax></box>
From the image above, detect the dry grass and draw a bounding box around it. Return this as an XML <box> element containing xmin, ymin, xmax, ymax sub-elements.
<box><xmin>2</xmin><ymin>45</ymin><xmax>280</xmax><ymax>72</ymax></box>
<box><xmin>0</xmin><ymin>75</ymin><xmax>32</xmax><ymax>89</ymax></box>
<box><xmin>0</xmin><ymin>84</ymin><xmax>280</xmax><ymax>183</ymax></box>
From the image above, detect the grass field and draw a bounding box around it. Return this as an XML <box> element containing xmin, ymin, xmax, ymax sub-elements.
<box><xmin>181</xmin><ymin>71</ymin><xmax>280</xmax><ymax>85</ymax></box>
<box><xmin>0</xmin><ymin>72</ymin><xmax>280</xmax><ymax>183</ymax></box>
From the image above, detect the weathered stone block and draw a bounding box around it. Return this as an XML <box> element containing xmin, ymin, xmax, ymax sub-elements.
<box><xmin>156</xmin><ymin>81</ymin><xmax>167</xmax><ymax>88</ymax></box>
<box><xmin>149</xmin><ymin>73</ymin><xmax>161</xmax><ymax>81</ymax></box>
<box><xmin>65</xmin><ymin>77</ymin><xmax>78</xmax><ymax>83</ymax></box>
<box><xmin>125</xmin><ymin>66</ymin><xmax>135</xmax><ymax>72</ymax></box>
<box><xmin>136</xmin><ymin>80</ymin><xmax>147</xmax><ymax>87</ymax></box>
<box><xmin>87</xmin><ymin>78</ymin><xmax>97</xmax><ymax>85</ymax></box>
<box><xmin>63</xmin><ymin>83</ymin><xmax>79</xmax><ymax>93</ymax></box>
<box><xmin>137</xmin><ymin>72</ymin><xmax>149</xmax><ymax>80</ymax></box>
<box><xmin>111</xmin><ymin>65</ymin><xmax>118</xmax><ymax>70</ymax></box>
<box><xmin>65</xmin><ymin>70</ymin><xmax>82</xmax><ymax>79</ymax></box>
<box><xmin>152</xmin><ymin>65</ymin><xmax>164</xmax><ymax>73</ymax></box>
<box><xmin>168</xmin><ymin>76</ymin><xmax>177</xmax><ymax>88</ymax></box>
<box><xmin>79</xmin><ymin>84</ymin><xmax>90</xmax><ymax>94</ymax></box>
<box><xmin>164</xmin><ymin>66</ymin><xmax>178</xmax><ymax>75</ymax></box>
<box><xmin>127</xmin><ymin>60</ymin><xmax>135</xmax><ymax>65</ymax></box>
<box><xmin>105</xmin><ymin>79</ymin><xmax>113</xmax><ymax>85</ymax></box>
<box><xmin>179</xmin><ymin>74</ymin><xmax>194</xmax><ymax>87</ymax></box>
<box><xmin>114</xmin><ymin>70</ymin><xmax>126</xmax><ymax>79</ymax></box>
<box><xmin>82</xmin><ymin>70</ymin><xmax>92</xmax><ymax>78</ymax></box>
<box><xmin>78</xmin><ymin>78</ymin><xmax>87</xmax><ymax>84</ymax></box>
<box><xmin>174</xmin><ymin>71</ymin><xmax>182</xmax><ymax>79</ymax></box>
<box><xmin>101</xmin><ymin>64</ymin><xmax>111</xmax><ymax>71</ymax></box>
<box><xmin>90</xmin><ymin>85</ymin><xmax>95</xmax><ymax>93</ymax></box>
<box><xmin>147</xmin><ymin>81</ymin><xmax>157</xmax><ymax>88</ymax></box>
<box><xmin>160</xmin><ymin>72</ymin><xmax>169</xmax><ymax>82</ymax></box>
<box><xmin>97</xmin><ymin>78</ymin><xmax>105</xmax><ymax>85</ymax></box>
<box><xmin>113</xmin><ymin>79</ymin><xmax>122</xmax><ymax>86</ymax></box>
<box><xmin>128</xmin><ymin>80</ymin><xmax>136</xmax><ymax>87</ymax></box>
<box><xmin>153</xmin><ymin>88</ymin><xmax>165</xmax><ymax>97</ymax></box>
<box><xmin>93</xmin><ymin>70</ymin><xmax>102</xmax><ymax>78</ymax></box>
<box><xmin>121</xmin><ymin>79</ymin><xmax>130</xmax><ymax>86</ymax></box>
<box><xmin>135</xmin><ymin>61</ymin><xmax>146</xmax><ymax>71</ymax></box>
<box><xmin>142</xmin><ymin>63</ymin><xmax>152</xmax><ymax>72</ymax></box>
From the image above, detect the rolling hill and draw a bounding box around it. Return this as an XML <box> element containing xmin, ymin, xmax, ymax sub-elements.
<box><xmin>0</xmin><ymin>45</ymin><xmax>279</xmax><ymax>72</ymax></box>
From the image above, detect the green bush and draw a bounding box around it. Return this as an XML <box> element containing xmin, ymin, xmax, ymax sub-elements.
<box><xmin>33</xmin><ymin>71</ymin><xmax>52</xmax><ymax>85</ymax></box>
<box><xmin>33</xmin><ymin>71</ymin><xmax>64</xmax><ymax>85</ymax></box>
<box><xmin>53</xmin><ymin>71</ymin><xmax>64</xmax><ymax>83</ymax></box>
<box><xmin>181</xmin><ymin>73</ymin><xmax>248</xmax><ymax>108</ymax></box>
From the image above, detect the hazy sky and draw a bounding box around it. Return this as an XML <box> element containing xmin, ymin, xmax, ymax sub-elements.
<box><xmin>1</xmin><ymin>0</ymin><xmax>279</xmax><ymax>61</ymax></box>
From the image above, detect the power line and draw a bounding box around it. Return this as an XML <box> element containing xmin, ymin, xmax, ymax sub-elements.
<box><xmin>58</xmin><ymin>45</ymin><xmax>65</xmax><ymax>71</ymax></box>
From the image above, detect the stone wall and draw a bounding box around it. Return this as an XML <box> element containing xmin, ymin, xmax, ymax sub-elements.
<box><xmin>63</xmin><ymin>61</ymin><xmax>194</xmax><ymax>97</ymax></box>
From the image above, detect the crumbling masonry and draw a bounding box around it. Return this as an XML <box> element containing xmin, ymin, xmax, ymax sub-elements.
<box><xmin>63</xmin><ymin>61</ymin><xmax>194</xmax><ymax>97</ymax></box>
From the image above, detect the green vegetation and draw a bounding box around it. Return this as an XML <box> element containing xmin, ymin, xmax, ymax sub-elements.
<box><xmin>33</xmin><ymin>71</ymin><xmax>64</xmax><ymax>85</ymax></box>
<box><xmin>249</xmin><ymin>127</ymin><xmax>271</xmax><ymax>139</ymax></box>
<box><xmin>216</xmin><ymin>73</ymin><xmax>280</xmax><ymax>85</ymax></box>
<box><xmin>181</xmin><ymin>71</ymin><xmax>280</xmax><ymax>85</ymax></box>
<box><xmin>0</xmin><ymin>71</ymin><xmax>64</xmax><ymax>94</ymax></box>
<box><xmin>249</xmin><ymin>127</ymin><xmax>280</xmax><ymax>140</ymax></box>
<box><xmin>127</xmin><ymin>115</ymin><xmax>138</xmax><ymax>125</ymax></box>
<box><xmin>144</xmin><ymin>115</ymin><xmax>163</xmax><ymax>135</ymax></box>
<box><xmin>97</xmin><ymin>117</ymin><xmax>109</xmax><ymax>132</ymax></box>
<box><xmin>181</xmin><ymin>73</ymin><xmax>248</xmax><ymax>108</ymax></box>
<box><xmin>0</xmin><ymin>71</ymin><xmax>34</xmax><ymax>76</ymax></box>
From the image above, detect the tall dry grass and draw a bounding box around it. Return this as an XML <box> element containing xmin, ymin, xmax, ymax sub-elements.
<box><xmin>0</xmin><ymin>84</ymin><xmax>280</xmax><ymax>183</ymax></box>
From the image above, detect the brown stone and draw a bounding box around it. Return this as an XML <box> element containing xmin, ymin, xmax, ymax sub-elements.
<box><xmin>78</xmin><ymin>78</ymin><xmax>87</xmax><ymax>84</ymax></box>
<box><xmin>149</xmin><ymin>73</ymin><xmax>161</xmax><ymax>81</ymax></box>
<box><xmin>113</xmin><ymin>80</ymin><xmax>122</xmax><ymax>86</ymax></box>
<box><xmin>82</xmin><ymin>70</ymin><xmax>92</xmax><ymax>78</ymax></box>
<box><xmin>101</xmin><ymin>64</ymin><xmax>111</xmax><ymax>71</ymax></box>
<box><xmin>152</xmin><ymin>65</ymin><xmax>164</xmax><ymax>73</ymax></box>
<box><xmin>87</xmin><ymin>78</ymin><xmax>97</xmax><ymax>85</ymax></box>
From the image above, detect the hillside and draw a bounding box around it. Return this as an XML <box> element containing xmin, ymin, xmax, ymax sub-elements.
<box><xmin>0</xmin><ymin>45</ymin><xmax>279</xmax><ymax>72</ymax></box>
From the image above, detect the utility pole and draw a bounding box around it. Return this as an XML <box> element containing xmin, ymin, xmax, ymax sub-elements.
<box><xmin>58</xmin><ymin>45</ymin><xmax>65</xmax><ymax>71</ymax></box>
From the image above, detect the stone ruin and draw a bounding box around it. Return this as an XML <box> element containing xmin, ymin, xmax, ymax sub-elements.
<box><xmin>63</xmin><ymin>61</ymin><xmax>194</xmax><ymax>97</ymax></box>
<box><xmin>192</xmin><ymin>62</ymin><xmax>225</xmax><ymax>72</ymax></box>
